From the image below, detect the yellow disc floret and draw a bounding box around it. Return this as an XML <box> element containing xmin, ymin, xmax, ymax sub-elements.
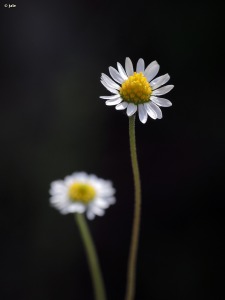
<box><xmin>68</xmin><ymin>182</ymin><xmax>96</xmax><ymax>204</ymax></box>
<box><xmin>120</xmin><ymin>72</ymin><xmax>152</xmax><ymax>104</ymax></box>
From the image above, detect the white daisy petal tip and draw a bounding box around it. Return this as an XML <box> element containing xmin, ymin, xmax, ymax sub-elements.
<box><xmin>49</xmin><ymin>172</ymin><xmax>116</xmax><ymax>220</ymax></box>
<box><xmin>125</xmin><ymin>57</ymin><xmax>134</xmax><ymax>77</ymax></box>
<box><xmin>126</xmin><ymin>103</ymin><xmax>137</xmax><ymax>116</ymax></box>
<box><xmin>138</xmin><ymin>104</ymin><xmax>148</xmax><ymax>124</ymax></box>
<box><xmin>149</xmin><ymin>102</ymin><xmax>163</xmax><ymax>119</ymax></box>
<box><xmin>152</xmin><ymin>85</ymin><xmax>174</xmax><ymax>96</ymax></box>
<box><xmin>100</xmin><ymin>58</ymin><xmax>173</xmax><ymax>123</ymax></box>
<box><xmin>136</xmin><ymin>58</ymin><xmax>145</xmax><ymax>73</ymax></box>
<box><xmin>105</xmin><ymin>97</ymin><xmax>122</xmax><ymax>106</ymax></box>
<box><xmin>117</xmin><ymin>62</ymin><xmax>128</xmax><ymax>80</ymax></box>
<box><xmin>150</xmin><ymin>73</ymin><xmax>171</xmax><ymax>90</ymax></box>
<box><xmin>109</xmin><ymin>66</ymin><xmax>124</xmax><ymax>84</ymax></box>
<box><xmin>100</xmin><ymin>80</ymin><xmax>119</xmax><ymax>95</ymax></box>
<box><xmin>100</xmin><ymin>95</ymin><xmax>120</xmax><ymax>100</ymax></box>
<box><xmin>115</xmin><ymin>102</ymin><xmax>128</xmax><ymax>110</ymax></box>
<box><xmin>150</xmin><ymin>96</ymin><xmax>172</xmax><ymax>107</ymax></box>
<box><xmin>144</xmin><ymin>61</ymin><xmax>160</xmax><ymax>82</ymax></box>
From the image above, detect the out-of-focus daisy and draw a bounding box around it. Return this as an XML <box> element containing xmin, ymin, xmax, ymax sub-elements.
<box><xmin>100</xmin><ymin>58</ymin><xmax>174</xmax><ymax>124</ymax></box>
<box><xmin>49</xmin><ymin>172</ymin><xmax>115</xmax><ymax>220</ymax></box>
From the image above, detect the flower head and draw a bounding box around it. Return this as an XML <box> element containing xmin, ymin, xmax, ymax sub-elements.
<box><xmin>100</xmin><ymin>58</ymin><xmax>174</xmax><ymax>123</ymax></box>
<box><xmin>49</xmin><ymin>172</ymin><xmax>116</xmax><ymax>220</ymax></box>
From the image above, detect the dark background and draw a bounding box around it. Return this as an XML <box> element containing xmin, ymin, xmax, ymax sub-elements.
<box><xmin>1</xmin><ymin>0</ymin><xmax>225</xmax><ymax>299</ymax></box>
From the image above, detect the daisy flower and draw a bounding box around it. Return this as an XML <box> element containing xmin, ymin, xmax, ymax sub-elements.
<box><xmin>49</xmin><ymin>172</ymin><xmax>116</xmax><ymax>220</ymax></box>
<box><xmin>100</xmin><ymin>57</ymin><xmax>174</xmax><ymax>124</ymax></box>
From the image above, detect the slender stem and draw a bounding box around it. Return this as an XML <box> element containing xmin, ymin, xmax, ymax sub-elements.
<box><xmin>125</xmin><ymin>114</ymin><xmax>142</xmax><ymax>300</ymax></box>
<box><xmin>75</xmin><ymin>213</ymin><xmax>107</xmax><ymax>300</ymax></box>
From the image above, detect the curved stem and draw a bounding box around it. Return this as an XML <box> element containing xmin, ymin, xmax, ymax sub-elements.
<box><xmin>75</xmin><ymin>213</ymin><xmax>107</xmax><ymax>300</ymax></box>
<box><xmin>125</xmin><ymin>114</ymin><xmax>142</xmax><ymax>300</ymax></box>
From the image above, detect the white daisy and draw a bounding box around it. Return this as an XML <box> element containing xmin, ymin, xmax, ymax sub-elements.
<box><xmin>100</xmin><ymin>58</ymin><xmax>174</xmax><ymax>124</ymax></box>
<box><xmin>49</xmin><ymin>172</ymin><xmax>116</xmax><ymax>220</ymax></box>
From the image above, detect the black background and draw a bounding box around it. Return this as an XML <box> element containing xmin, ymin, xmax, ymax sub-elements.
<box><xmin>1</xmin><ymin>1</ymin><xmax>225</xmax><ymax>299</ymax></box>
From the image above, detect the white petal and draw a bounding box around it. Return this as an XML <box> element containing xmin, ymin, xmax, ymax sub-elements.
<box><xmin>101</xmin><ymin>80</ymin><xmax>119</xmax><ymax>94</ymax></box>
<box><xmin>100</xmin><ymin>94</ymin><xmax>120</xmax><ymax>100</ymax></box>
<box><xmin>109</xmin><ymin>66</ymin><xmax>124</xmax><ymax>84</ymax></box>
<box><xmin>144</xmin><ymin>60</ymin><xmax>157</xmax><ymax>70</ymax></box>
<box><xmin>125</xmin><ymin>57</ymin><xmax>134</xmax><ymax>76</ymax></box>
<box><xmin>152</xmin><ymin>85</ymin><xmax>174</xmax><ymax>96</ymax></box>
<box><xmin>49</xmin><ymin>180</ymin><xmax>66</xmax><ymax>195</ymax></box>
<box><xmin>149</xmin><ymin>102</ymin><xmax>162</xmax><ymax>119</ymax></box>
<box><xmin>101</xmin><ymin>73</ymin><xmax>120</xmax><ymax>89</ymax></box>
<box><xmin>126</xmin><ymin>103</ymin><xmax>137</xmax><ymax>116</ymax></box>
<box><xmin>101</xmin><ymin>78</ymin><xmax>117</xmax><ymax>91</ymax></box>
<box><xmin>117</xmin><ymin>63</ymin><xmax>128</xmax><ymax>80</ymax></box>
<box><xmin>106</xmin><ymin>197</ymin><xmax>116</xmax><ymax>204</ymax></box>
<box><xmin>87</xmin><ymin>210</ymin><xmax>95</xmax><ymax>220</ymax></box>
<box><xmin>106</xmin><ymin>97</ymin><xmax>123</xmax><ymax>106</ymax></box>
<box><xmin>67</xmin><ymin>203</ymin><xmax>86</xmax><ymax>213</ymax></box>
<box><xmin>144</xmin><ymin>103</ymin><xmax>157</xmax><ymax>119</ymax></box>
<box><xmin>95</xmin><ymin>198</ymin><xmax>109</xmax><ymax>209</ymax></box>
<box><xmin>91</xmin><ymin>205</ymin><xmax>105</xmax><ymax>216</ymax></box>
<box><xmin>97</xmin><ymin>184</ymin><xmax>115</xmax><ymax>197</ymax></box>
<box><xmin>69</xmin><ymin>172</ymin><xmax>88</xmax><ymax>180</ymax></box>
<box><xmin>138</xmin><ymin>104</ymin><xmax>148</xmax><ymax>124</ymax></box>
<box><xmin>101</xmin><ymin>78</ymin><xmax>117</xmax><ymax>90</ymax></box>
<box><xmin>144</xmin><ymin>60</ymin><xmax>159</xmax><ymax>82</ymax></box>
<box><xmin>116</xmin><ymin>102</ymin><xmax>128</xmax><ymax>110</ymax></box>
<box><xmin>150</xmin><ymin>96</ymin><xmax>172</xmax><ymax>107</ymax></box>
<box><xmin>150</xmin><ymin>74</ymin><xmax>170</xmax><ymax>90</ymax></box>
<box><xmin>60</xmin><ymin>208</ymin><xmax>70</xmax><ymax>215</ymax></box>
<box><xmin>50</xmin><ymin>196</ymin><xmax>68</xmax><ymax>208</ymax></box>
<box><xmin>136</xmin><ymin>58</ymin><xmax>145</xmax><ymax>73</ymax></box>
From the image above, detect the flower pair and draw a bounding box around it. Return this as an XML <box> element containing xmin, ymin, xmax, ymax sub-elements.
<box><xmin>49</xmin><ymin>57</ymin><xmax>174</xmax><ymax>300</ymax></box>
<box><xmin>50</xmin><ymin>57</ymin><xmax>174</xmax><ymax>219</ymax></box>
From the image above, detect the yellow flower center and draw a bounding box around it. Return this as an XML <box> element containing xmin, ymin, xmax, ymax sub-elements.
<box><xmin>120</xmin><ymin>72</ymin><xmax>152</xmax><ymax>104</ymax></box>
<box><xmin>68</xmin><ymin>182</ymin><xmax>96</xmax><ymax>204</ymax></box>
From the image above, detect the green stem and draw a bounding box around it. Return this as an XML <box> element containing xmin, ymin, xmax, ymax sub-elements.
<box><xmin>75</xmin><ymin>213</ymin><xmax>107</xmax><ymax>300</ymax></box>
<box><xmin>125</xmin><ymin>114</ymin><xmax>142</xmax><ymax>300</ymax></box>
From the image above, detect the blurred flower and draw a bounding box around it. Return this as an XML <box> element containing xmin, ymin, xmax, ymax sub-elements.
<box><xmin>100</xmin><ymin>58</ymin><xmax>174</xmax><ymax>124</ymax></box>
<box><xmin>49</xmin><ymin>172</ymin><xmax>116</xmax><ymax>220</ymax></box>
